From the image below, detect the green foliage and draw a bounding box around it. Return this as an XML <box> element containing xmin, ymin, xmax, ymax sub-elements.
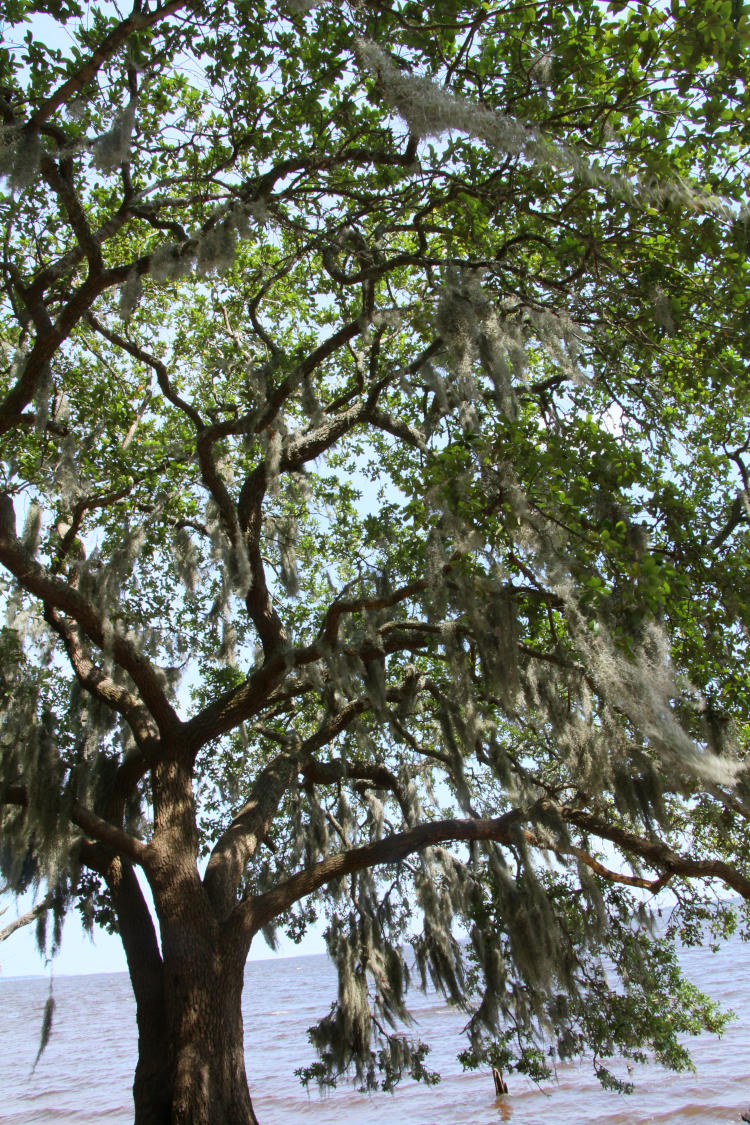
<box><xmin>0</xmin><ymin>0</ymin><xmax>748</xmax><ymax>1112</ymax></box>
<box><xmin>459</xmin><ymin>873</ymin><xmax>734</xmax><ymax>1087</ymax></box>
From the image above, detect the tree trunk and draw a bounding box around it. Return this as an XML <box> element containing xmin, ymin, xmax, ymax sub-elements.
<box><xmin>101</xmin><ymin>854</ymin><xmax>172</xmax><ymax>1125</ymax></box>
<box><xmin>119</xmin><ymin>895</ymin><xmax>259</xmax><ymax>1125</ymax></box>
<box><xmin>129</xmin><ymin>756</ymin><xmax>260</xmax><ymax>1124</ymax></box>
<box><xmin>164</xmin><ymin>943</ymin><xmax>258</xmax><ymax>1125</ymax></box>
<box><xmin>93</xmin><ymin>844</ymin><xmax>257</xmax><ymax>1124</ymax></box>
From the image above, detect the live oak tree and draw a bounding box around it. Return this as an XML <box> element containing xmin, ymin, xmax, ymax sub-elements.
<box><xmin>1</xmin><ymin>0</ymin><xmax>750</xmax><ymax>1121</ymax></box>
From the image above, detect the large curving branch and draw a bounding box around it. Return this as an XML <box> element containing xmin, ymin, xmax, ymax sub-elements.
<box><xmin>319</xmin><ymin>579</ymin><xmax>428</xmax><ymax>648</ymax></box>
<box><xmin>233</xmin><ymin>358</ymin><xmax>423</xmax><ymax>654</ymax></box>
<box><xmin>241</xmin><ymin>801</ymin><xmax>750</xmax><ymax>938</ymax></box>
<box><xmin>0</xmin><ymin>531</ymin><xmax>181</xmax><ymax>738</ymax></box>
<box><xmin>564</xmin><ymin>844</ymin><xmax>667</xmax><ymax>892</ymax></box>
<box><xmin>3</xmin><ymin>785</ymin><xmax>149</xmax><ymax>866</ymax></box>
<box><xmin>182</xmin><ymin>567</ymin><xmax>551</xmax><ymax>763</ymax></box>
<box><xmin>44</xmin><ymin>606</ymin><xmax>160</xmax><ymax>752</ymax></box>
<box><xmin>182</xmin><ymin>647</ymin><xmax>310</xmax><ymax>753</ymax></box>
<box><xmin>242</xmin><ymin>810</ymin><xmax>528</xmax><ymax>935</ymax></box>
<box><xmin>183</xmin><ymin>595</ymin><xmax>446</xmax><ymax>758</ymax></box>
<box><xmin>203</xmin><ymin>748</ymin><xmax>299</xmax><ymax>921</ymax></box>
<box><xmin>51</xmin><ymin>482</ymin><xmax>134</xmax><ymax>575</ymax></box>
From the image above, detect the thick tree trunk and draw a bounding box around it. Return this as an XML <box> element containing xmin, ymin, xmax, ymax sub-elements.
<box><xmin>125</xmin><ymin>755</ymin><xmax>260</xmax><ymax>1124</ymax></box>
<box><xmin>164</xmin><ymin>948</ymin><xmax>258</xmax><ymax>1125</ymax></box>
<box><xmin>79</xmin><ymin>844</ymin><xmax>172</xmax><ymax>1124</ymax></box>
<box><xmin>121</xmin><ymin>883</ymin><xmax>258</xmax><ymax>1125</ymax></box>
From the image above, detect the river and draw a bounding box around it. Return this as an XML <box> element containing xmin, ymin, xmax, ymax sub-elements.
<box><xmin>2</xmin><ymin>935</ymin><xmax>749</xmax><ymax>1124</ymax></box>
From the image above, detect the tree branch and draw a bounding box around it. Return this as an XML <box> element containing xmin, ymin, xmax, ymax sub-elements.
<box><xmin>550</xmin><ymin>801</ymin><xmax>750</xmax><ymax>900</ymax></box>
<box><xmin>234</xmin><ymin>321</ymin><xmax>383</xmax><ymax>656</ymax></box>
<box><xmin>0</xmin><ymin>532</ymin><xmax>180</xmax><ymax>738</ymax></box>
<box><xmin>39</xmin><ymin>153</ymin><xmax>102</xmax><ymax>272</ymax></box>
<box><xmin>0</xmin><ymin>892</ymin><xmax>54</xmax><ymax>943</ymax></box>
<box><xmin>203</xmin><ymin>748</ymin><xmax>299</xmax><ymax>921</ymax></box>
<box><xmin>709</xmin><ymin>493</ymin><xmax>747</xmax><ymax>550</ymax></box>
<box><xmin>564</xmin><ymin>843</ymin><xmax>669</xmax><ymax>892</ymax></box>
<box><xmin>0</xmin><ymin>273</ymin><xmax>109</xmax><ymax>435</ymax></box>
<box><xmin>27</xmin><ymin>0</ymin><xmax>190</xmax><ymax>130</ymax></box>
<box><xmin>44</xmin><ymin>606</ymin><xmax>160</xmax><ymax>752</ymax></box>
<box><xmin>87</xmin><ymin>314</ymin><xmax>204</xmax><ymax>427</ymax></box>
<box><xmin>302</xmin><ymin>754</ymin><xmax>412</xmax><ymax>824</ymax></box>
<box><xmin>2</xmin><ymin>785</ymin><xmax>148</xmax><ymax>865</ymax></box>
<box><xmin>71</xmin><ymin>804</ymin><xmax>148</xmax><ymax>867</ymax></box>
<box><xmin>320</xmin><ymin>578</ymin><xmax>427</xmax><ymax>647</ymax></box>
<box><xmin>243</xmin><ymin>809</ymin><xmax>527</xmax><ymax>934</ymax></box>
<box><xmin>203</xmin><ymin>676</ymin><xmax>417</xmax><ymax>919</ymax></box>
<box><xmin>241</xmin><ymin>797</ymin><xmax>750</xmax><ymax>937</ymax></box>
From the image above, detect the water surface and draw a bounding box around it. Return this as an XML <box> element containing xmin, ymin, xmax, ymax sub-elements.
<box><xmin>2</xmin><ymin>936</ymin><xmax>749</xmax><ymax>1123</ymax></box>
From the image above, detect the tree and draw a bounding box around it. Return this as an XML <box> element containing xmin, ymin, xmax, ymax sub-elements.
<box><xmin>1</xmin><ymin>0</ymin><xmax>749</xmax><ymax>1121</ymax></box>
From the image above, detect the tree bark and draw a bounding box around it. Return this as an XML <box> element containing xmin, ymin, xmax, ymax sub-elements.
<box><xmin>164</xmin><ymin>944</ymin><xmax>259</xmax><ymax>1125</ymax></box>
<box><xmin>111</xmin><ymin>856</ymin><xmax>259</xmax><ymax>1125</ymax></box>
<box><xmin>142</xmin><ymin>753</ymin><xmax>259</xmax><ymax>1125</ymax></box>
<box><xmin>105</xmin><ymin>857</ymin><xmax>172</xmax><ymax>1125</ymax></box>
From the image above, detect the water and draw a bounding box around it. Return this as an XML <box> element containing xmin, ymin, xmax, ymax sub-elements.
<box><xmin>2</xmin><ymin>937</ymin><xmax>749</xmax><ymax>1124</ymax></box>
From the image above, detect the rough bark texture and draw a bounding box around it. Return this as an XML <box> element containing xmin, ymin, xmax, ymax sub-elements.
<box><xmin>108</xmin><ymin>856</ymin><xmax>258</xmax><ymax>1124</ymax></box>
<box><xmin>128</xmin><ymin>755</ymin><xmax>260</xmax><ymax>1125</ymax></box>
<box><xmin>166</xmin><ymin>956</ymin><xmax>258</xmax><ymax>1125</ymax></box>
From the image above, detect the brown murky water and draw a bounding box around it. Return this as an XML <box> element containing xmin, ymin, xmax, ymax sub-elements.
<box><xmin>2</xmin><ymin>936</ymin><xmax>749</xmax><ymax>1124</ymax></box>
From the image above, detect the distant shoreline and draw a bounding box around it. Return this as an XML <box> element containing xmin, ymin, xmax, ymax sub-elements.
<box><xmin>0</xmin><ymin>948</ymin><xmax>328</xmax><ymax>981</ymax></box>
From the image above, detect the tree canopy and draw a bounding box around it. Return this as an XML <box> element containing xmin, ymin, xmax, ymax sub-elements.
<box><xmin>1</xmin><ymin>0</ymin><xmax>749</xmax><ymax>1121</ymax></box>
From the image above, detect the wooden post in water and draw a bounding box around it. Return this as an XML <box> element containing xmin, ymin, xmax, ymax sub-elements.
<box><xmin>492</xmin><ymin>1067</ymin><xmax>508</xmax><ymax>1096</ymax></box>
